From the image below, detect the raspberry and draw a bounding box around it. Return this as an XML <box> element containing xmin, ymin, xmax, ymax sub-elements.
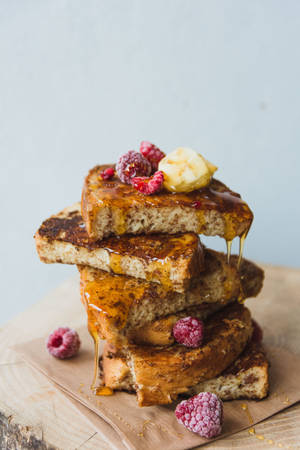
<box><xmin>140</xmin><ymin>141</ymin><xmax>165</xmax><ymax>171</ymax></box>
<box><xmin>46</xmin><ymin>327</ymin><xmax>81</xmax><ymax>359</ymax></box>
<box><xmin>131</xmin><ymin>171</ymin><xmax>164</xmax><ymax>195</ymax></box>
<box><xmin>251</xmin><ymin>319</ymin><xmax>263</xmax><ymax>343</ymax></box>
<box><xmin>173</xmin><ymin>316</ymin><xmax>204</xmax><ymax>348</ymax></box>
<box><xmin>116</xmin><ymin>150</ymin><xmax>151</xmax><ymax>184</ymax></box>
<box><xmin>191</xmin><ymin>201</ymin><xmax>202</xmax><ymax>209</ymax></box>
<box><xmin>175</xmin><ymin>392</ymin><xmax>223</xmax><ymax>438</ymax></box>
<box><xmin>100</xmin><ymin>167</ymin><xmax>115</xmax><ymax>180</ymax></box>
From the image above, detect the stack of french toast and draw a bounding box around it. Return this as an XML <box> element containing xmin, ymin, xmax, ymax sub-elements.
<box><xmin>35</xmin><ymin>145</ymin><xmax>269</xmax><ymax>407</ymax></box>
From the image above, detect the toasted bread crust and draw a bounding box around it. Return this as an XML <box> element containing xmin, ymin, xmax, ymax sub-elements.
<box><xmin>79</xmin><ymin>250</ymin><xmax>264</xmax><ymax>346</ymax></box>
<box><xmin>189</xmin><ymin>341</ymin><xmax>269</xmax><ymax>399</ymax></box>
<box><xmin>103</xmin><ymin>303</ymin><xmax>253</xmax><ymax>406</ymax></box>
<box><xmin>35</xmin><ymin>203</ymin><xmax>204</xmax><ymax>292</ymax></box>
<box><xmin>81</xmin><ymin>165</ymin><xmax>253</xmax><ymax>241</ymax></box>
<box><xmin>102</xmin><ymin>340</ymin><xmax>269</xmax><ymax>404</ymax></box>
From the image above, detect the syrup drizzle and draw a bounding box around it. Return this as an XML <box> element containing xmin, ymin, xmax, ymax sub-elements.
<box><xmin>89</xmin><ymin>327</ymin><xmax>113</xmax><ymax>396</ymax></box>
<box><xmin>241</xmin><ymin>403</ymin><xmax>253</xmax><ymax>425</ymax></box>
<box><xmin>242</xmin><ymin>404</ymin><xmax>295</xmax><ymax>449</ymax></box>
<box><xmin>225</xmin><ymin>229</ymin><xmax>248</xmax><ymax>269</ymax></box>
<box><xmin>237</xmin><ymin>231</ymin><xmax>247</xmax><ymax>269</ymax></box>
<box><xmin>226</xmin><ymin>239</ymin><xmax>233</xmax><ymax>264</ymax></box>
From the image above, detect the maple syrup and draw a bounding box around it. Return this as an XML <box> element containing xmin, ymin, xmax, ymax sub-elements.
<box><xmin>226</xmin><ymin>239</ymin><xmax>233</xmax><ymax>263</ymax></box>
<box><xmin>238</xmin><ymin>230</ymin><xmax>247</xmax><ymax>269</ymax></box>
<box><xmin>88</xmin><ymin>323</ymin><xmax>113</xmax><ymax>397</ymax></box>
<box><xmin>241</xmin><ymin>403</ymin><xmax>254</xmax><ymax>424</ymax></box>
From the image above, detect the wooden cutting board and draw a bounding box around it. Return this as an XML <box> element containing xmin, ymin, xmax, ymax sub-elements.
<box><xmin>0</xmin><ymin>264</ymin><xmax>300</xmax><ymax>449</ymax></box>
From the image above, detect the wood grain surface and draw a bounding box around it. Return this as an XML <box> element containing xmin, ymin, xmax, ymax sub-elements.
<box><xmin>0</xmin><ymin>263</ymin><xmax>299</xmax><ymax>449</ymax></box>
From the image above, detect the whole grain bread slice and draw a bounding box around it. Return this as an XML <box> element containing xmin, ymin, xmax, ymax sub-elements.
<box><xmin>79</xmin><ymin>250</ymin><xmax>264</xmax><ymax>347</ymax></box>
<box><xmin>34</xmin><ymin>203</ymin><xmax>204</xmax><ymax>292</ymax></box>
<box><xmin>81</xmin><ymin>165</ymin><xmax>253</xmax><ymax>241</ymax></box>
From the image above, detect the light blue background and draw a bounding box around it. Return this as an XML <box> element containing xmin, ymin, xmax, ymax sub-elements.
<box><xmin>1</xmin><ymin>0</ymin><xmax>299</xmax><ymax>324</ymax></box>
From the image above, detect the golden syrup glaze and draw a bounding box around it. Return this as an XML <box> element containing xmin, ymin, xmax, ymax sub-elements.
<box><xmin>79</xmin><ymin>263</ymin><xmax>172</xmax><ymax>349</ymax></box>
<box><xmin>79</xmin><ymin>248</ymin><xmax>263</xmax><ymax>349</ymax></box>
<box><xmin>85</xmin><ymin>312</ymin><xmax>113</xmax><ymax>396</ymax></box>
<box><xmin>241</xmin><ymin>403</ymin><xmax>254</xmax><ymax>425</ymax></box>
<box><xmin>226</xmin><ymin>239</ymin><xmax>233</xmax><ymax>263</ymax></box>
<box><xmin>82</xmin><ymin>165</ymin><xmax>254</xmax><ymax>242</ymax></box>
<box><xmin>248</xmin><ymin>426</ymin><xmax>295</xmax><ymax>448</ymax></box>
<box><xmin>238</xmin><ymin>230</ymin><xmax>248</xmax><ymax>269</ymax></box>
<box><xmin>78</xmin><ymin>248</ymin><xmax>252</xmax><ymax>347</ymax></box>
<box><xmin>90</xmin><ymin>335</ymin><xmax>113</xmax><ymax>396</ymax></box>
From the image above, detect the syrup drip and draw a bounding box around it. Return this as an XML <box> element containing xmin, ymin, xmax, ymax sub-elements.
<box><xmin>237</xmin><ymin>230</ymin><xmax>247</xmax><ymax>269</ymax></box>
<box><xmin>248</xmin><ymin>428</ymin><xmax>293</xmax><ymax>448</ymax></box>
<box><xmin>226</xmin><ymin>239</ymin><xmax>233</xmax><ymax>264</ymax></box>
<box><xmin>225</xmin><ymin>229</ymin><xmax>248</xmax><ymax>269</ymax></box>
<box><xmin>241</xmin><ymin>403</ymin><xmax>253</xmax><ymax>425</ymax></box>
<box><xmin>89</xmin><ymin>327</ymin><xmax>113</xmax><ymax>397</ymax></box>
<box><xmin>244</xmin><ymin>405</ymin><xmax>294</xmax><ymax>448</ymax></box>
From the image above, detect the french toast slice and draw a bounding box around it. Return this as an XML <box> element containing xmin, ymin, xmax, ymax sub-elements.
<box><xmin>102</xmin><ymin>303</ymin><xmax>253</xmax><ymax>406</ymax></box>
<box><xmin>79</xmin><ymin>250</ymin><xmax>264</xmax><ymax>347</ymax></box>
<box><xmin>34</xmin><ymin>203</ymin><xmax>204</xmax><ymax>292</ymax></box>
<box><xmin>79</xmin><ymin>249</ymin><xmax>263</xmax><ymax>346</ymax></box>
<box><xmin>101</xmin><ymin>339</ymin><xmax>269</xmax><ymax>405</ymax></box>
<box><xmin>81</xmin><ymin>165</ymin><xmax>253</xmax><ymax>241</ymax></box>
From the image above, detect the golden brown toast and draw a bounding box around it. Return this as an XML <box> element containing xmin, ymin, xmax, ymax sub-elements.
<box><xmin>101</xmin><ymin>339</ymin><xmax>269</xmax><ymax>405</ymax></box>
<box><xmin>79</xmin><ymin>250</ymin><xmax>264</xmax><ymax>347</ymax></box>
<box><xmin>81</xmin><ymin>165</ymin><xmax>253</xmax><ymax>241</ymax></box>
<box><xmin>35</xmin><ymin>203</ymin><xmax>204</xmax><ymax>292</ymax></box>
<box><xmin>102</xmin><ymin>303</ymin><xmax>253</xmax><ymax>406</ymax></box>
<box><xmin>190</xmin><ymin>341</ymin><xmax>269</xmax><ymax>400</ymax></box>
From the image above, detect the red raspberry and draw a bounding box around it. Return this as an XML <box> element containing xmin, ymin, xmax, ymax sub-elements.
<box><xmin>191</xmin><ymin>201</ymin><xmax>202</xmax><ymax>209</ymax></box>
<box><xmin>131</xmin><ymin>171</ymin><xmax>164</xmax><ymax>195</ymax></box>
<box><xmin>100</xmin><ymin>167</ymin><xmax>115</xmax><ymax>180</ymax></box>
<box><xmin>251</xmin><ymin>319</ymin><xmax>263</xmax><ymax>343</ymax></box>
<box><xmin>140</xmin><ymin>141</ymin><xmax>165</xmax><ymax>171</ymax></box>
<box><xmin>46</xmin><ymin>327</ymin><xmax>81</xmax><ymax>359</ymax></box>
<box><xmin>175</xmin><ymin>392</ymin><xmax>223</xmax><ymax>438</ymax></box>
<box><xmin>116</xmin><ymin>150</ymin><xmax>151</xmax><ymax>184</ymax></box>
<box><xmin>173</xmin><ymin>316</ymin><xmax>204</xmax><ymax>348</ymax></box>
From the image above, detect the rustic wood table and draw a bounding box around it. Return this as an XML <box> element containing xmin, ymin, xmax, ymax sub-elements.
<box><xmin>1</xmin><ymin>264</ymin><xmax>300</xmax><ymax>449</ymax></box>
